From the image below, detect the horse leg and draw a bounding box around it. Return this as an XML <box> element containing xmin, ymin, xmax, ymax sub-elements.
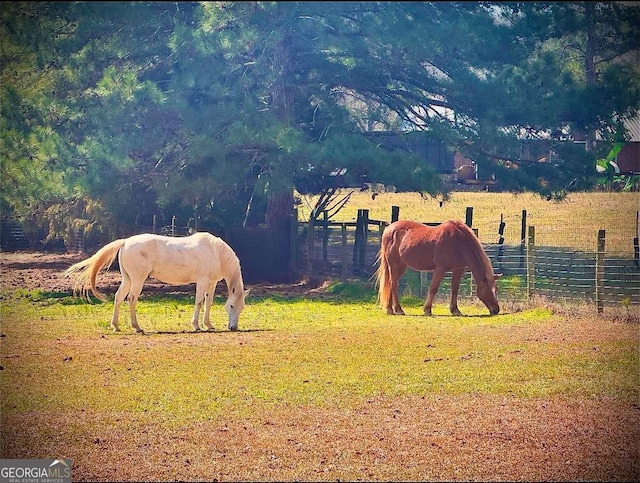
<box><xmin>423</xmin><ymin>267</ymin><xmax>446</xmax><ymax>316</ymax></box>
<box><xmin>202</xmin><ymin>282</ymin><xmax>216</xmax><ymax>331</ymax></box>
<box><xmin>449</xmin><ymin>267</ymin><xmax>464</xmax><ymax>316</ymax></box>
<box><xmin>111</xmin><ymin>272</ymin><xmax>131</xmax><ymax>332</ymax></box>
<box><xmin>389</xmin><ymin>264</ymin><xmax>407</xmax><ymax>315</ymax></box>
<box><xmin>191</xmin><ymin>282</ymin><xmax>206</xmax><ymax>331</ymax></box>
<box><xmin>127</xmin><ymin>277</ymin><xmax>146</xmax><ymax>333</ymax></box>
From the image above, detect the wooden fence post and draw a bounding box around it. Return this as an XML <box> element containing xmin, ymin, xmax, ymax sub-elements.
<box><xmin>465</xmin><ymin>206</ymin><xmax>473</xmax><ymax>227</ymax></box>
<box><xmin>322</xmin><ymin>210</ymin><xmax>329</xmax><ymax>263</ymax></box>
<box><xmin>74</xmin><ymin>227</ymin><xmax>84</xmax><ymax>253</ymax></box>
<box><xmin>595</xmin><ymin>229</ymin><xmax>606</xmax><ymax>314</ymax></box>
<box><xmin>289</xmin><ymin>208</ymin><xmax>298</xmax><ymax>276</ymax></box>
<box><xmin>307</xmin><ymin>218</ymin><xmax>315</xmax><ymax>276</ymax></box>
<box><xmin>391</xmin><ymin>206</ymin><xmax>400</xmax><ymax>223</ymax></box>
<box><xmin>359</xmin><ymin>209</ymin><xmax>369</xmax><ymax>272</ymax></box>
<box><xmin>527</xmin><ymin>226</ymin><xmax>535</xmax><ymax>298</ymax></box>
<box><xmin>341</xmin><ymin>223</ymin><xmax>348</xmax><ymax>282</ymax></box>
<box><xmin>353</xmin><ymin>209</ymin><xmax>363</xmax><ymax>269</ymax></box>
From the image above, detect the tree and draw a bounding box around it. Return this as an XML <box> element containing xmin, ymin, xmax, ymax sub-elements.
<box><xmin>320</xmin><ymin>1</ymin><xmax>640</xmax><ymax>198</ymax></box>
<box><xmin>154</xmin><ymin>2</ymin><xmax>445</xmax><ymax>231</ymax></box>
<box><xmin>1</xmin><ymin>1</ymin><xmax>638</xmax><ymax>249</ymax></box>
<box><xmin>508</xmin><ymin>2</ymin><xmax>640</xmax><ymax>194</ymax></box>
<box><xmin>1</xmin><ymin>2</ymin><xmax>190</xmax><ymax>244</ymax></box>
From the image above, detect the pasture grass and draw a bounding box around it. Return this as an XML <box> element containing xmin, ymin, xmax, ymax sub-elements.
<box><xmin>2</xmin><ymin>287</ymin><xmax>638</xmax><ymax>429</ymax></box>
<box><xmin>297</xmin><ymin>191</ymin><xmax>639</xmax><ymax>256</ymax></box>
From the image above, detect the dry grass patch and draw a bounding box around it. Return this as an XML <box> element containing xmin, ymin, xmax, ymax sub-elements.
<box><xmin>297</xmin><ymin>191</ymin><xmax>638</xmax><ymax>256</ymax></box>
<box><xmin>2</xmin><ymin>395</ymin><xmax>638</xmax><ymax>482</ymax></box>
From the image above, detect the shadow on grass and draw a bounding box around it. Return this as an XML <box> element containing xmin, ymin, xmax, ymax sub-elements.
<box><xmin>6</xmin><ymin>281</ymin><xmax>505</xmax><ymax>312</ymax></box>
<box><xmin>151</xmin><ymin>328</ymin><xmax>274</xmax><ymax>335</ymax></box>
<box><xmin>0</xmin><ymin>289</ymin><xmax>88</xmax><ymax>305</ymax></box>
<box><xmin>398</xmin><ymin>312</ymin><xmax>506</xmax><ymax>318</ymax></box>
<box><xmin>3</xmin><ymin>288</ymin><xmax>504</xmax><ymax>315</ymax></box>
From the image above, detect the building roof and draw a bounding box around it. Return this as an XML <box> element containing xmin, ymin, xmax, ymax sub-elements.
<box><xmin>625</xmin><ymin>115</ymin><xmax>640</xmax><ymax>142</ymax></box>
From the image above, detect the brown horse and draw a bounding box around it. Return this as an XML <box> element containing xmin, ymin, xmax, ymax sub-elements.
<box><xmin>375</xmin><ymin>219</ymin><xmax>501</xmax><ymax>316</ymax></box>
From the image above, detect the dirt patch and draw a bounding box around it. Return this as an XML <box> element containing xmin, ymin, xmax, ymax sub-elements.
<box><xmin>2</xmin><ymin>396</ymin><xmax>638</xmax><ymax>481</ymax></box>
<box><xmin>0</xmin><ymin>251</ymin><xmax>328</xmax><ymax>298</ymax></box>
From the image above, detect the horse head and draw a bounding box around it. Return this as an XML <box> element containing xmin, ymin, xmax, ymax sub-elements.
<box><xmin>225</xmin><ymin>286</ymin><xmax>250</xmax><ymax>331</ymax></box>
<box><xmin>476</xmin><ymin>273</ymin><xmax>501</xmax><ymax>315</ymax></box>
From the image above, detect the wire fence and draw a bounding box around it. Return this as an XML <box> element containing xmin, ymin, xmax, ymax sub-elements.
<box><xmin>297</xmin><ymin>220</ymin><xmax>640</xmax><ymax>311</ymax></box>
<box><xmin>54</xmin><ymin>209</ymin><xmax>640</xmax><ymax>311</ymax></box>
<box><xmin>474</xmin><ymin>213</ymin><xmax>637</xmax><ymax>259</ymax></box>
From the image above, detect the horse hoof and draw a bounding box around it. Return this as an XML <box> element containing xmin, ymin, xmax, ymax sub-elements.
<box><xmin>193</xmin><ymin>327</ymin><xmax>201</xmax><ymax>332</ymax></box>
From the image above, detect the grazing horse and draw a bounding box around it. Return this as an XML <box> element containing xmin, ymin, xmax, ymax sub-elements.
<box><xmin>64</xmin><ymin>232</ymin><xmax>249</xmax><ymax>332</ymax></box>
<box><xmin>375</xmin><ymin>220</ymin><xmax>501</xmax><ymax>316</ymax></box>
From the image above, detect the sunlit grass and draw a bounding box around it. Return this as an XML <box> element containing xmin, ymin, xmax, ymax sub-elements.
<box><xmin>1</xmin><ymin>289</ymin><xmax>637</xmax><ymax>427</ymax></box>
<box><xmin>297</xmin><ymin>191</ymin><xmax>638</xmax><ymax>256</ymax></box>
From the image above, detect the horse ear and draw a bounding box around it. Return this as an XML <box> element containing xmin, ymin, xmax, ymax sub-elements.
<box><xmin>494</xmin><ymin>273</ymin><xmax>503</xmax><ymax>280</ymax></box>
<box><xmin>245</xmin><ymin>288</ymin><xmax>251</xmax><ymax>297</ymax></box>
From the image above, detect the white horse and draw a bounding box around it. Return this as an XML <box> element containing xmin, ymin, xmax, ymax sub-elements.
<box><xmin>64</xmin><ymin>232</ymin><xmax>249</xmax><ymax>333</ymax></box>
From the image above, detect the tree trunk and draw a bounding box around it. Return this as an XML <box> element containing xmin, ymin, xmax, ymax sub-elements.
<box><xmin>265</xmin><ymin>184</ymin><xmax>293</xmax><ymax>281</ymax></box>
<box><xmin>264</xmin><ymin>27</ymin><xmax>296</xmax><ymax>278</ymax></box>
<box><xmin>266</xmin><ymin>188</ymin><xmax>293</xmax><ymax>230</ymax></box>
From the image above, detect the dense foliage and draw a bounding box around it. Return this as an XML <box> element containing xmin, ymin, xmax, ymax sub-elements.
<box><xmin>1</xmin><ymin>2</ymin><xmax>639</xmax><ymax>247</ymax></box>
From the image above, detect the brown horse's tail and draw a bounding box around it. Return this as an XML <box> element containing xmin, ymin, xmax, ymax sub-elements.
<box><xmin>63</xmin><ymin>239</ymin><xmax>126</xmax><ymax>301</ymax></box>
<box><xmin>374</xmin><ymin>238</ymin><xmax>392</xmax><ymax>311</ymax></box>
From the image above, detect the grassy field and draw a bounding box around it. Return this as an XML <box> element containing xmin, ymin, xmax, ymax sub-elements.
<box><xmin>297</xmin><ymin>191</ymin><xmax>639</xmax><ymax>256</ymax></box>
<box><xmin>1</xmin><ymin>190</ymin><xmax>639</xmax><ymax>480</ymax></box>
<box><xmin>1</xmin><ymin>285</ymin><xmax>638</xmax><ymax>481</ymax></box>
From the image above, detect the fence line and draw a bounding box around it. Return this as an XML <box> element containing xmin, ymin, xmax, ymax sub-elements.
<box><xmin>297</xmin><ymin>215</ymin><xmax>640</xmax><ymax>311</ymax></box>
<box><xmin>60</xmin><ymin>210</ymin><xmax>640</xmax><ymax>311</ymax></box>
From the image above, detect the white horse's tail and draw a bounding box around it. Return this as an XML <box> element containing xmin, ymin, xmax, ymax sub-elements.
<box><xmin>64</xmin><ymin>239</ymin><xmax>126</xmax><ymax>301</ymax></box>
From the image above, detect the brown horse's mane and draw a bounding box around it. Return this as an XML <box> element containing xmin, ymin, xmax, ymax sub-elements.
<box><xmin>448</xmin><ymin>220</ymin><xmax>494</xmax><ymax>279</ymax></box>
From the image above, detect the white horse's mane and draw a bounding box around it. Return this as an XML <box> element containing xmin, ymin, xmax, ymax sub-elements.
<box><xmin>205</xmin><ymin>233</ymin><xmax>244</xmax><ymax>297</ymax></box>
